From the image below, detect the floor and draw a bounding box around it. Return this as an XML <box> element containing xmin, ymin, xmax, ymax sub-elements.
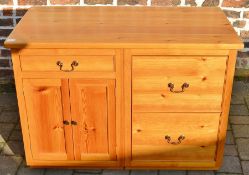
<box><xmin>0</xmin><ymin>79</ymin><xmax>249</xmax><ymax>175</ymax></box>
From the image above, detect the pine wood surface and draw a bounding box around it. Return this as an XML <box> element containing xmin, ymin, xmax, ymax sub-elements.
<box><xmin>123</xmin><ymin>49</ymin><xmax>239</xmax><ymax>169</ymax></box>
<box><xmin>11</xmin><ymin>48</ymin><xmax>124</xmax><ymax>167</ymax></box>
<box><xmin>215</xmin><ymin>50</ymin><xmax>238</xmax><ymax>168</ymax></box>
<box><xmin>22</xmin><ymin>79</ymin><xmax>68</xmax><ymax>161</ymax></box>
<box><xmin>132</xmin><ymin>56</ymin><xmax>227</xmax><ymax>112</ymax></box>
<box><xmin>20</xmin><ymin>55</ymin><xmax>115</xmax><ymax>72</ymax></box>
<box><xmin>132</xmin><ymin>113</ymin><xmax>219</xmax><ymax>161</ymax></box>
<box><xmin>5</xmin><ymin>6</ymin><xmax>243</xmax><ymax>170</ymax></box>
<box><xmin>10</xmin><ymin>47</ymin><xmax>241</xmax><ymax>169</ymax></box>
<box><xmin>69</xmin><ymin>79</ymin><xmax>116</xmax><ymax>161</ymax></box>
<box><xmin>4</xmin><ymin>6</ymin><xmax>243</xmax><ymax>49</ymax></box>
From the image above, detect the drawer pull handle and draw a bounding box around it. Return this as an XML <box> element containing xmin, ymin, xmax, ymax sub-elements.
<box><xmin>56</xmin><ymin>61</ymin><xmax>79</xmax><ymax>72</ymax></box>
<box><xmin>165</xmin><ymin>135</ymin><xmax>185</xmax><ymax>145</ymax></box>
<box><xmin>168</xmin><ymin>83</ymin><xmax>189</xmax><ymax>93</ymax></box>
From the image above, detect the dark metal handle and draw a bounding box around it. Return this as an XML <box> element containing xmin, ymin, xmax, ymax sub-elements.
<box><xmin>71</xmin><ymin>121</ymin><xmax>77</xmax><ymax>125</ymax></box>
<box><xmin>63</xmin><ymin>120</ymin><xmax>70</xmax><ymax>125</ymax></box>
<box><xmin>168</xmin><ymin>83</ymin><xmax>189</xmax><ymax>93</ymax></box>
<box><xmin>165</xmin><ymin>135</ymin><xmax>185</xmax><ymax>145</ymax></box>
<box><xmin>56</xmin><ymin>60</ymin><xmax>78</xmax><ymax>72</ymax></box>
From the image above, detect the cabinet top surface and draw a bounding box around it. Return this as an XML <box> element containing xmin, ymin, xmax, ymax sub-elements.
<box><xmin>4</xmin><ymin>6</ymin><xmax>243</xmax><ymax>49</ymax></box>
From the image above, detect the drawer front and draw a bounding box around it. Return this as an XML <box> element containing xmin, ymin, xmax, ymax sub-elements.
<box><xmin>132</xmin><ymin>56</ymin><xmax>227</xmax><ymax>112</ymax></box>
<box><xmin>132</xmin><ymin>113</ymin><xmax>219</xmax><ymax>161</ymax></box>
<box><xmin>20</xmin><ymin>55</ymin><xmax>115</xmax><ymax>72</ymax></box>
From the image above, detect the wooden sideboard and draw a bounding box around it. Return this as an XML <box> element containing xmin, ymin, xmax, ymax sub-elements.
<box><xmin>4</xmin><ymin>6</ymin><xmax>243</xmax><ymax>169</ymax></box>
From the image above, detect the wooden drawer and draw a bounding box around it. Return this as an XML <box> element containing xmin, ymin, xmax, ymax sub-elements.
<box><xmin>132</xmin><ymin>113</ymin><xmax>220</xmax><ymax>161</ymax></box>
<box><xmin>132</xmin><ymin>56</ymin><xmax>227</xmax><ymax>112</ymax></box>
<box><xmin>19</xmin><ymin>55</ymin><xmax>115</xmax><ymax>72</ymax></box>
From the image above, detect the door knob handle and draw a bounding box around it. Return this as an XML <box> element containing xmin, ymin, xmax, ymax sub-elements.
<box><xmin>63</xmin><ymin>120</ymin><xmax>70</xmax><ymax>125</ymax></box>
<box><xmin>71</xmin><ymin>121</ymin><xmax>77</xmax><ymax>125</ymax></box>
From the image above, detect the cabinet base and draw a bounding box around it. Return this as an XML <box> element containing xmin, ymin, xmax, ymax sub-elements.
<box><xmin>27</xmin><ymin>160</ymin><xmax>220</xmax><ymax>170</ymax></box>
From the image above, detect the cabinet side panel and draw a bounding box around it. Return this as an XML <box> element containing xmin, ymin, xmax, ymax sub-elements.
<box><xmin>11</xmin><ymin>50</ymin><xmax>33</xmax><ymax>164</ymax></box>
<box><xmin>215</xmin><ymin>50</ymin><xmax>238</xmax><ymax>168</ymax></box>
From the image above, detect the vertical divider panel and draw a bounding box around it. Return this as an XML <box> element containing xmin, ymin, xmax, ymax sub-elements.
<box><xmin>115</xmin><ymin>49</ymin><xmax>125</xmax><ymax>167</ymax></box>
<box><xmin>124</xmin><ymin>49</ymin><xmax>132</xmax><ymax>166</ymax></box>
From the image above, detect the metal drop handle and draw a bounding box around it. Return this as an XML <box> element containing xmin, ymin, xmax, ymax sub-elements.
<box><xmin>165</xmin><ymin>135</ymin><xmax>185</xmax><ymax>145</ymax></box>
<box><xmin>56</xmin><ymin>60</ymin><xmax>79</xmax><ymax>72</ymax></box>
<box><xmin>168</xmin><ymin>82</ymin><xmax>189</xmax><ymax>93</ymax></box>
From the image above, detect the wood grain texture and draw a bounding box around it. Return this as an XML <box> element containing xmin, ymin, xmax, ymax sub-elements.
<box><xmin>61</xmin><ymin>79</ymin><xmax>75</xmax><ymax>160</ymax></box>
<box><xmin>69</xmin><ymin>79</ymin><xmax>116</xmax><ymax>161</ymax></box>
<box><xmin>11</xmin><ymin>50</ymin><xmax>34</xmax><ymax>164</ymax></box>
<box><xmin>132</xmin><ymin>56</ymin><xmax>227</xmax><ymax>112</ymax></box>
<box><xmin>4</xmin><ymin>7</ymin><xmax>243</xmax><ymax>49</ymax></box>
<box><xmin>20</xmin><ymin>55</ymin><xmax>115</xmax><ymax>72</ymax></box>
<box><xmin>114</xmin><ymin>49</ymin><xmax>125</xmax><ymax>166</ymax></box>
<box><xmin>18</xmin><ymin>49</ymin><xmax>115</xmax><ymax>56</ymax></box>
<box><xmin>215</xmin><ymin>50</ymin><xmax>238</xmax><ymax>168</ymax></box>
<box><xmin>20</xmin><ymin>72</ymin><xmax>116</xmax><ymax>79</ymax></box>
<box><xmin>10</xmin><ymin>48</ymin><xmax>124</xmax><ymax>167</ymax></box>
<box><xmin>123</xmin><ymin>48</ymin><xmax>238</xmax><ymax>169</ymax></box>
<box><xmin>129</xmin><ymin>49</ymin><xmax>230</xmax><ymax>56</ymax></box>
<box><xmin>23</xmin><ymin>79</ymin><xmax>68</xmax><ymax>161</ymax></box>
<box><xmin>6</xmin><ymin>6</ymin><xmax>243</xmax><ymax>169</ymax></box>
<box><xmin>124</xmin><ymin>49</ymin><xmax>132</xmax><ymax>167</ymax></box>
<box><xmin>128</xmin><ymin>161</ymin><xmax>217</xmax><ymax>170</ymax></box>
<box><xmin>132</xmin><ymin>113</ymin><xmax>219</xmax><ymax>161</ymax></box>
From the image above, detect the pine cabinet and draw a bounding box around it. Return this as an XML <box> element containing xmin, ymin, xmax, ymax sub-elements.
<box><xmin>5</xmin><ymin>7</ymin><xmax>243</xmax><ymax>169</ymax></box>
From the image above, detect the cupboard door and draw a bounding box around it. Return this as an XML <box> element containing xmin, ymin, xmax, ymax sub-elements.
<box><xmin>69</xmin><ymin>79</ymin><xmax>116</xmax><ymax>161</ymax></box>
<box><xmin>23</xmin><ymin>79</ymin><xmax>73</xmax><ymax>161</ymax></box>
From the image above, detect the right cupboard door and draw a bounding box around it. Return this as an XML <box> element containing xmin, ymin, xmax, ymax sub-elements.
<box><xmin>69</xmin><ymin>79</ymin><xmax>117</xmax><ymax>161</ymax></box>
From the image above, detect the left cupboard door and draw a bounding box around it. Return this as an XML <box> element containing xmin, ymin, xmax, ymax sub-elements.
<box><xmin>22</xmin><ymin>79</ymin><xmax>74</xmax><ymax>161</ymax></box>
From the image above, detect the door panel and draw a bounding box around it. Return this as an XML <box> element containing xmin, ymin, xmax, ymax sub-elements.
<box><xmin>23</xmin><ymin>79</ymin><xmax>73</xmax><ymax>160</ymax></box>
<box><xmin>69</xmin><ymin>79</ymin><xmax>116</xmax><ymax>161</ymax></box>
